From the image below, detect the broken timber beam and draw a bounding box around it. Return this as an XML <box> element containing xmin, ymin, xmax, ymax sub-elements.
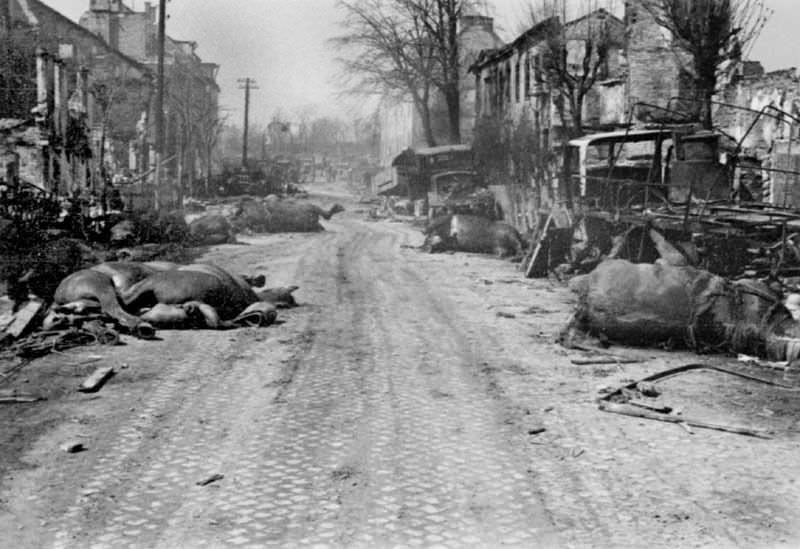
<box><xmin>525</xmin><ymin>212</ymin><xmax>554</xmax><ymax>278</ymax></box>
<box><xmin>596</xmin><ymin>362</ymin><xmax>799</xmax><ymax>439</ymax></box>
<box><xmin>2</xmin><ymin>300</ymin><xmax>44</xmax><ymax>340</ymax></box>
<box><xmin>78</xmin><ymin>366</ymin><xmax>114</xmax><ymax>393</ymax></box>
<box><xmin>571</xmin><ymin>356</ymin><xmax>643</xmax><ymax>365</ymax></box>
<box><xmin>599</xmin><ymin>401</ymin><xmax>772</xmax><ymax>439</ymax></box>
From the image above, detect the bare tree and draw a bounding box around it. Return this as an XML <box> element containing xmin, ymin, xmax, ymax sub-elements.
<box><xmin>333</xmin><ymin>0</ymin><xmax>440</xmax><ymax>146</ymax></box>
<box><xmin>526</xmin><ymin>0</ymin><xmax>619</xmax><ymax>138</ymax></box>
<box><xmin>294</xmin><ymin>105</ymin><xmax>318</xmax><ymax>152</ymax></box>
<box><xmin>642</xmin><ymin>0</ymin><xmax>771</xmax><ymax>129</ymax></box>
<box><xmin>333</xmin><ymin>0</ymin><xmax>488</xmax><ymax>146</ymax></box>
<box><xmin>194</xmin><ymin>102</ymin><xmax>225</xmax><ymax>196</ymax></box>
<box><xmin>167</xmin><ymin>62</ymin><xmax>220</xmax><ymax>201</ymax></box>
<box><xmin>405</xmin><ymin>0</ymin><xmax>466</xmax><ymax>143</ymax></box>
<box><xmin>520</xmin><ymin>1</ymin><xmax>621</xmax><ymax>207</ymax></box>
<box><xmin>90</xmin><ymin>69</ymin><xmax>152</xmax><ymax>190</ymax></box>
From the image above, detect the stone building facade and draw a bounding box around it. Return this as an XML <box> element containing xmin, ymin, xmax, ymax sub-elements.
<box><xmin>452</xmin><ymin>14</ymin><xmax>505</xmax><ymax>144</ymax></box>
<box><xmin>80</xmin><ymin>0</ymin><xmax>220</xmax><ymax>197</ymax></box>
<box><xmin>623</xmin><ymin>0</ymin><xmax>695</xmax><ymax>123</ymax></box>
<box><xmin>470</xmin><ymin>9</ymin><xmax>627</xmax><ymax>145</ymax></box>
<box><xmin>0</xmin><ymin>0</ymin><xmax>152</xmax><ymax>194</ymax></box>
<box><xmin>467</xmin><ymin>9</ymin><xmax>627</xmax><ymax>229</ymax></box>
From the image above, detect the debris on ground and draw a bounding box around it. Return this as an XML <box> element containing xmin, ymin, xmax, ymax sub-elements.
<box><xmin>0</xmin><ymin>296</ymin><xmax>15</xmax><ymax>332</ymax></box>
<box><xmin>570</xmin><ymin>355</ymin><xmax>643</xmax><ymax>365</ymax></box>
<box><xmin>3</xmin><ymin>325</ymin><xmax>121</xmax><ymax>359</ymax></box>
<box><xmin>78</xmin><ymin>366</ymin><xmax>115</xmax><ymax>393</ymax></box>
<box><xmin>635</xmin><ymin>382</ymin><xmax>661</xmax><ymax>397</ymax></box>
<box><xmin>196</xmin><ymin>473</ymin><xmax>224</xmax><ymax>486</ymax></box>
<box><xmin>597</xmin><ymin>363</ymin><xmax>799</xmax><ymax>438</ymax></box>
<box><xmin>2</xmin><ymin>299</ymin><xmax>45</xmax><ymax>340</ymax></box>
<box><xmin>61</xmin><ymin>442</ymin><xmax>86</xmax><ymax>453</ymax></box>
<box><xmin>0</xmin><ymin>389</ymin><xmax>43</xmax><ymax>403</ymax></box>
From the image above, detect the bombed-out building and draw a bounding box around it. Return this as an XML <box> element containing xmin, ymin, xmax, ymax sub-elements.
<box><xmin>0</xmin><ymin>0</ymin><xmax>152</xmax><ymax>195</ymax></box>
<box><xmin>79</xmin><ymin>0</ymin><xmax>221</xmax><ymax>202</ymax></box>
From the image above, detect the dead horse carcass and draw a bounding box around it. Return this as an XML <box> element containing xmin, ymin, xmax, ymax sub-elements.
<box><xmin>53</xmin><ymin>261</ymin><xmax>176</xmax><ymax>337</ymax></box>
<box><xmin>119</xmin><ymin>263</ymin><xmax>296</xmax><ymax>328</ymax></box>
<box><xmin>188</xmin><ymin>214</ymin><xmax>237</xmax><ymax>245</ymax></box>
<box><xmin>235</xmin><ymin>196</ymin><xmax>345</xmax><ymax>233</ymax></box>
<box><xmin>424</xmin><ymin>214</ymin><xmax>525</xmax><ymax>258</ymax></box>
<box><xmin>562</xmin><ymin>259</ymin><xmax>800</xmax><ymax>359</ymax></box>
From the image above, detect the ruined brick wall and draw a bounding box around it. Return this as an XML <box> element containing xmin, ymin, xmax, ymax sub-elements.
<box><xmin>115</xmin><ymin>12</ymin><xmax>149</xmax><ymax>61</ymax></box>
<box><xmin>80</xmin><ymin>8</ymin><xmax>152</xmax><ymax>63</ymax></box>
<box><xmin>625</xmin><ymin>0</ymin><xmax>694</xmax><ymax>123</ymax></box>
<box><xmin>716</xmin><ymin>69</ymin><xmax>800</xmax><ymax>154</ymax></box>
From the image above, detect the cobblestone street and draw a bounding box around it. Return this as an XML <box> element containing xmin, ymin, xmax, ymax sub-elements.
<box><xmin>1</xmin><ymin>191</ymin><xmax>800</xmax><ymax>548</ymax></box>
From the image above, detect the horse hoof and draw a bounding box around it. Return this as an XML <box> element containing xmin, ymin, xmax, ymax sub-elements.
<box><xmin>134</xmin><ymin>322</ymin><xmax>156</xmax><ymax>339</ymax></box>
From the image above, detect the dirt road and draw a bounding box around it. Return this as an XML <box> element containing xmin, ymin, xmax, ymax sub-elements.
<box><xmin>2</xmin><ymin>185</ymin><xmax>800</xmax><ymax>548</ymax></box>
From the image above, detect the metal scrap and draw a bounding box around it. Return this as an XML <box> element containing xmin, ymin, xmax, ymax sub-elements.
<box><xmin>598</xmin><ymin>363</ymin><xmax>800</xmax><ymax>438</ymax></box>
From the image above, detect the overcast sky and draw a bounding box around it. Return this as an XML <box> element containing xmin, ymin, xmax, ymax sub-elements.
<box><xmin>45</xmin><ymin>0</ymin><xmax>799</xmax><ymax>126</ymax></box>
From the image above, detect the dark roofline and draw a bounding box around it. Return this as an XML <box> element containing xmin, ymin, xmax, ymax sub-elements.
<box><xmin>564</xmin><ymin>7</ymin><xmax>624</xmax><ymax>29</ymax></box>
<box><xmin>30</xmin><ymin>0</ymin><xmax>151</xmax><ymax>77</ymax></box>
<box><xmin>468</xmin><ymin>7</ymin><xmax>626</xmax><ymax>74</ymax></box>
<box><xmin>469</xmin><ymin>16</ymin><xmax>559</xmax><ymax>73</ymax></box>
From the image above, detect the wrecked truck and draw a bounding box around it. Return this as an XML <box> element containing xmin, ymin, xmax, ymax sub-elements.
<box><xmin>533</xmin><ymin>125</ymin><xmax>800</xmax><ymax>279</ymax></box>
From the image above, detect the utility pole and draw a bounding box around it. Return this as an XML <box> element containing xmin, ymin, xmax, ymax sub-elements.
<box><xmin>153</xmin><ymin>0</ymin><xmax>167</xmax><ymax>210</ymax></box>
<box><xmin>237</xmin><ymin>77</ymin><xmax>257</xmax><ymax>169</ymax></box>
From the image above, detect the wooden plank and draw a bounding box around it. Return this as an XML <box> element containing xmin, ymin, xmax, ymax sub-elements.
<box><xmin>2</xmin><ymin>300</ymin><xmax>44</xmax><ymax>339</ymax></box>
<box><xmin>0</xmin><ymin>296</ymin><xmax>15</xmax><ymax>333</ymax></box>
<box><xmin>571</xmin><ymin>357</ymin><xmax>643</xmax><ymax>365</ymax></box>
<box><xmin>0</xmin><ymin>390</ymin><xmax>43</xmax><ymax>403</ymax></box>
<box><xmin>78</xmin><ymin>366</ymin><xmax>115</xmax><ymax>393</ymax></box>
<box><xmin>524</xmin><ymin>213</ymin><xmax>553</xmax><ymax>278</ymax></box>
<box><xmin>599</xmin><ymin>401</ymin><xmax>772</xmax><ymax>438</ymax></box>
